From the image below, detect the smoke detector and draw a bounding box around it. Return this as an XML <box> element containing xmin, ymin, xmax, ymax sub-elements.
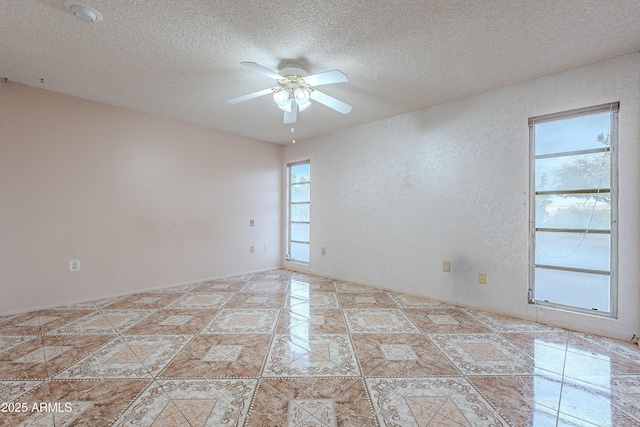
<box><xmin>64</xmin><ymin>1</ymin><xmax>103</xmax><ymax>23</ymax></box>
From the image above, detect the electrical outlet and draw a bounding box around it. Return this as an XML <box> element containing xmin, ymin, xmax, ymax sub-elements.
<box><xmin>69</xmin><ymin>260</ymin><xmax>80</xmax><ymax>272</ymax></box>
<box><xmin>264</xmin><ymin>244</ymin><xmax>269</xmax><ymax>252</ymax></box>
<box><xmin>442</xmin><ymin>261</ymin><xmax>450</xmax><ymax>272</ymax></box>
<box><xmin>250</xmin><ymin>246</ymin><xmax>254</xmax><ymax>253</ymax></box>
<box><xmin>479</xmin><ymin>273</ymin><xmax>486</xmax><ymax>284</ymax></box>
<box><xmin>321</xmin><ymin>247</ymin><xmax>326</xmax><ymax>256</ymax></box>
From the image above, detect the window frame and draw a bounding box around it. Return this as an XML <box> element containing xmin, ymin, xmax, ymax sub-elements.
<box><xmin>528</xmin><ymin>102</ymin><xmax>619</xmax><ymax>317</ymax></box>
<box><xmin>286</xmin><ymin>160</ymin><xmax>310</xmax><ymax>265</ymax></box>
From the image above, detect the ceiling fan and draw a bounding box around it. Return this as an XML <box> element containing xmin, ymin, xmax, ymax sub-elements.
<box><xmin>228</xmin><ymin>62</ymin><xmax>352</xmax><ymax>124</ymax></box>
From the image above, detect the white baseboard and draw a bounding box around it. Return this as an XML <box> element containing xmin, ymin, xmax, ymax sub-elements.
<box><xmin>0</xmin><ymin>267</ymin><xmax>278</xmax><ymax>316</ymax></box>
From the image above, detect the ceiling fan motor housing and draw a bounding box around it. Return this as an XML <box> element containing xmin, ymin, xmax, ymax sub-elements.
<box><xmin>279</xmin><ymin>63</ymin><xmax>307</xmax><ymax>77</ymax></box>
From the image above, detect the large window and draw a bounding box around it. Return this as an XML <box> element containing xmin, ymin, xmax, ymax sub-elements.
<box><xmin>529</xmin><ymin>103</ymin><xmax>618</xmax><ymax>315</ymax></box>
<box><xmin>287</xmin><ymin>161</ymin><xmax>310</xmax><ymax>263</ymax></box>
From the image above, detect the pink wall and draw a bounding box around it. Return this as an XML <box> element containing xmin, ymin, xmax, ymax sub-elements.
<box><xmin>0</xmin><ymin>82</ymin><xmax>283</xmax><ymax>314</ymax></box>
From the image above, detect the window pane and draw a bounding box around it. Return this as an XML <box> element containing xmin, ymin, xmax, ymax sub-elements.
<box><xmin>535</xmin><ymin>113</ymin><xmax>611</xmax><ymax>155</ymax></box>
<box><xmin>535</xmin><ymin>194</ymin><xmax>610</xmax><ymax>230</ymax></box>
<box><xmin>291</xmin><ymin>203</ymin><xmax>310</xmax><ymax>222</ymax></box>
<box><xmin>535</xmin><ymin>232</ymin><xmax>610</xmax><ymax>271</ymax></box>
<box><xmin>530</xmin><ymin>106</ymin><xmax>616</xmax><ymax>315</ymax></box>
<box><xmin>291</xmin><ymin>183</ymin><xmax>310</xmax><ymax>202</ymax></box>
<box><xmin>291</xmin><ymin>242</ymin><xmax>309</xmax><ymax>262</ymax></box>
<box><xmin>291</xmin><ymin>163</ymin><xmax>310</xmax><ymax>183</ymax></box>
<box><xmin>288</xmin><ymin>161</ymin><xmax>310</xmax><ymax>265</ymax></box>
<box><xmin>291</xmin><ymin>222</ymin><xmax>310</xmax><ymax>242</ymax></box>
<box><xmin>535</xmin><ymin>268</ymin><xmax>609</xmax><ymax>311</ymax></box>
<box><xmin>535</xmin><ymin>151</ymin><xmax>610</xmax><ymax>191</ymax></box>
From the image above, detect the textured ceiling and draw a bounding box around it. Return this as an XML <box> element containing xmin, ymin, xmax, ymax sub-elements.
<box><xmin>1</xmin><ymin>1</ymin><xmax>639</xmax><ymax>144</ymax></box>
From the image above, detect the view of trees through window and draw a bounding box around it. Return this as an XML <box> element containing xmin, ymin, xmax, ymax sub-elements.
<box><xmin>287</xmin><ymin>161</ymin><xmax>310</xmax><ymax>263</ymax></box>
<box><xmin>530</xmin><ymin>104</ymin><xmax>618</xmax><ymax>314</ymax></box>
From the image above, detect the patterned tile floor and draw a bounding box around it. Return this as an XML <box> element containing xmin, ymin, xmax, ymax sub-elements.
<box><xmin>1</xmin><ymin>269</ymin><xmax>639</xmax><ymax>426</ymax></box>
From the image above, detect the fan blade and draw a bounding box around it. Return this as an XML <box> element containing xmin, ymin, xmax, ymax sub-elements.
<box><xmin>310</xmin><ymin>90</ymin><xmax>352</xmax><ymax>114</ymax></box>
<box><xmin>304</xmin><ymin>70</ymin><xmax>348</xmax><ymax>86</ymax></box>
<box><xmin>241</xmin><ymin>62</ymin><xmax>282</xmax><ymax>80</ymax></box>
<box><xmin>283</xmin><ymin>102</ymin><xmax>298</xmax><ymax>124</ymax></box>
<box><xmin>227</xmin><ymin>88</ymin><xmax>274</xmax><ymax>104</ymax></box>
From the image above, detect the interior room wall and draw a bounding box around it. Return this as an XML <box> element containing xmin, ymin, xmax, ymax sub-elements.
<box><xmin>0</xmin><ymin>82</ymin><xmax>283</xmax><ymax>314</ymax></box>
<box><xmin>283</xmin><ymin>53</ymin><xmax>640</xmax><ymax>339</ymax></box>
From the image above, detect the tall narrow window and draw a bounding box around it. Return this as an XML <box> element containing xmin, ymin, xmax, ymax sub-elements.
<box><xmin>287</xmin><ymin>161</ymin><xmax>310</xmax><ymax>263</ymax></box>
<box><xmin>529</xmin><ymin>103</ymin><xmax>618</xmax><ymax>315</ymax></box>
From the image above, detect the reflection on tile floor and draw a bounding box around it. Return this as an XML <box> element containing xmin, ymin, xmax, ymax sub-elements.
<box><xmin>1</xmin><ymin>269</ymin><xmax>639</xmax><ymax>426</ymax></box>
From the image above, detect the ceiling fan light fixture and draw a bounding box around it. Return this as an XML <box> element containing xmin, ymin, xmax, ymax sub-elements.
<box><xmin>294</xmin><ymin>88</ymin><xmax>310</xmax><ymax>105</ymax></box>
<box><xmin>278</xmin><ymin>98</ymin><xmax>293</xmax><ymax>112</ymax></box>
<box><xmin>273</xmin><ymin>90</ymin><xmax>289</xmax><ymax>106</ymax></box>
